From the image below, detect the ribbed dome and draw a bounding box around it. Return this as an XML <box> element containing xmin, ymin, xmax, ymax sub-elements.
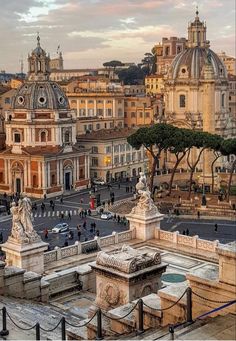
<box><xmin>12</xmin><ymin>81</ymin><xmax>69</xmax><ymax>110</ymax></box>
<box><xmin>169</xmin><ymin>47</ymin><xmax>227</xmax><ymax>80</ymax></box>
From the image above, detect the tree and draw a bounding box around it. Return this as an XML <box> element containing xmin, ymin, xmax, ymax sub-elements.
<box><xmin>167</xmin><ymin>128</ymin><xmax>195</xmax><ymax>194</ymax></box>
<box><xmin>127</xmin><ymin>123</ymin><xmax>177</xmax><ymax>191</ymax></box>
<box><xmin>140</xmin><ymin>52</ymin><xmax>156</xmax><ymax>76</ymax></box>
<box><xmin>103</xmin><ymin>60</ymin><xmax>124</xmax><ymax>79</ymax></box>
<box><xmin>116</xmin><ymin>65</ymin><xmax>145</xmax><ymax>85</ymax></box>
<box><xmin>209</xmin><ymin>135</ymin><xmax>224</xmax><ymax>193</ymax></box>
<box><xmin>221</xmin><ymin>138</ymin><xmax>236</xmax><ymax>201</ymax></box>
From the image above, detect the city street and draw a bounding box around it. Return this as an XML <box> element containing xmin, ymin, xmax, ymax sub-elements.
<box><xmin>0</xmin><ymin>182</ymin><xmax>235</xmax><ymax>249</ymax></box>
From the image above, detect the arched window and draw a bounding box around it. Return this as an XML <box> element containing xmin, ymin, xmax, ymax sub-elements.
<box><xmin>32</xmin><ymin>175</ymin><xmax>37</xmax><ymax>187</ymax></box>
<box><xmin>221</xmin><ymin>93</ymin><xmax>225</xmax><ymax>108</ymax></box>
<box><xmin>165</xmin><ymin>47</ymin><xmax>170</xmax><ymax>56</ymax></box>
<box><xmin>40</xmin><ymin>131</ymin><xmax>46</xmax><ymax>142</ymax></box>
<box><xmin>179</xmin><ymin>95</ymin><xmax>186</xmax><ymax>108</ymax></box>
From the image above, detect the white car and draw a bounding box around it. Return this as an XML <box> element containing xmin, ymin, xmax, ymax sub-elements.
<box><xmin>52</xmin><ymin>223</ymin><xmax>69</xmax><ymax>233</ymax></box>
<box><xmin>93</xmin><ymin>179</ymin><xmax>105</xmax><ymax>185</ymax></box>
<box><xmin>101</xmin><ymin>212</ymin><xmax>113</xmax><ymax>220</ymax></box>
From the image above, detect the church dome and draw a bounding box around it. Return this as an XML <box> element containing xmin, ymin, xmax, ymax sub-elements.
<box><xmin>11</xmin><ymin>81</ymin><xmax>69</xmax><ymax>110</ymax></box>
<box><xmin>169</xmin><ymin>47</ymin><xmax>227</xmax><ymax>80</ymax></box>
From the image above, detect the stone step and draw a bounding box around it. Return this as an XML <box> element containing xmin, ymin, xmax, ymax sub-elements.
<box><xmin>0</xmin><ymin>295</ymin><xmax>84</xmax><ymax>340</ymax></box>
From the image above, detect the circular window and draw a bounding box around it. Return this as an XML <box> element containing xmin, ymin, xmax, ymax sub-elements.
<box><xmin>53</xmin><ymin>84</ymin><xmax>57</xmax><ymax>89</ymax></box>
<box><xmin>17</xmin><ymin>96</ymin><xmax>24</xmax><ymax>105</ymax></box>
<box><xmin>24</xmin><ymin>85</ymin><xmax>28</xmax><ymax>90</ymax></box>
<box><xmin>58</xmin><ymin>96</ymin><xmax>65</xmax><ymax>104</ymax></box>
<box><xmin>39</xmin><ymin>85</ymin><xmax>44</xmax><ymax>89</ymax></box>
<box><xmin>181</xmin><ymin>68</ymin><xmax>186</xmax><ymax>74</ymax></box>
<box><xmin>38</xmin><ymin>96</ymin><xmax>46</xmax><ymax>105</ymax></box>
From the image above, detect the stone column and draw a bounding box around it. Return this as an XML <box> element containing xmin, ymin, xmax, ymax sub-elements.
<box><xmin>56</xmin><ymin>160</ymin><xmax>60</xmax><ymax>185</ymax></box>
<box><xmin>38</xmin><ymin>162</ymin><xmax>41</xmax><ymax>188</ymax></box>
<box><xmin>28</xmin><ymin>161</ymin><xmax>31</xmax><ymax>188</ymax></box>
<box><xmin>47</xmin><ymin>162</ymin><xmax>50</xmax><ymax>188</ymax></box>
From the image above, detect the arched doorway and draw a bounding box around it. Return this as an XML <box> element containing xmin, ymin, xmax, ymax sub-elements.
<box><xmin>15</xmin><ymin>178</ymin><xmax>21</xmax><ymax>194</ymax></box>
<box><xmin>11</xmin><ymin>161</ymin><xmax>24</xmax><ymax>194</ymax></box>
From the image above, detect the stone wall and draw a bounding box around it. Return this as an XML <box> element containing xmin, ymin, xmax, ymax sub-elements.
<box><xmin>44</xmin><ymin>230</ymin><xmax>135</xmax><ymax>264</ymax></box>
<box><xmin>0</xmin><ymin>261</ymin><xmax>49</xmax><ymax>302</ymax></box>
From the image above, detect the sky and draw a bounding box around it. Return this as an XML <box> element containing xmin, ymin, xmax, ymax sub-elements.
<box><xmin>0</xmin><ymin>0</ymin><xmax>235</xmax><ymax>73</ymax></box>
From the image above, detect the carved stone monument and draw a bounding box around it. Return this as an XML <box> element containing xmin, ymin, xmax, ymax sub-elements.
<box><xmin>127</xmin><ymin>172</ymin><xmax>164</xmax><ymax>241</ymax></box>
<box><xmin>91</xmin><ymin>245</ymin><xmax>167</xmax><ymax>310</ymax></box>
<box><xmin>1</xmin><ymin>194</ymin><xmax>48</xmax><ymax>274</ymax></box>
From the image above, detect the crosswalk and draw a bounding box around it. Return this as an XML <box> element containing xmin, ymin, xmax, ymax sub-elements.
<box><xmin>31</xmin><ymin>209</ymin><xmax>80</xmax><ymax>219</ymax></box>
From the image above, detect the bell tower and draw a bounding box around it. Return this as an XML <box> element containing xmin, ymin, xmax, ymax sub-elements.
<box><xmin>28</xmin><ymin>34</ymin><xmax>51</xmax><ymax>81</ymax></box>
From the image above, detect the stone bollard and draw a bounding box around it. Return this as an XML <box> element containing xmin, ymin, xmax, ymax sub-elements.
<box><xmin>54</xmin><ymin>246</ymin><xmax>62</xmax><ymax>260</ymax></box>
<box><xmin>173</xmin><ymin>231</ymin><xmax>179</xmax><ymax>243</ymax></box>
<box><xmin>112</xmin><ymin>231</ymin><xmax>118</xmax><ymax>244</ymax></box>
<box><xmin>74</xmin><ymin>241</ymin><xmax>82</xmax><ymax>255</ymax></box>
<box><xmin>94</xmin><ymin>236</ymin><xmax>101</xmax><ymax>248</ymax></box>
<box><xmin>192</xmin><ymin>235</ymin><xmax>199</xmax><ymax>248</ymax></box>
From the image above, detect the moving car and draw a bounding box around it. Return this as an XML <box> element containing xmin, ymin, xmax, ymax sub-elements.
<box><xmin>101</xmin><ymin>211</ymin><xmax>113</xmax><ymax>220</ymax></box>
<box><xmin>52</xmin><ymin>223</ymin><xmax>69</xmax><ymax>233</ymax></box>
<box><xmin>93</xmin><ymin>179</ymin><xmax>105</xmax><ymax>185</ymax></box>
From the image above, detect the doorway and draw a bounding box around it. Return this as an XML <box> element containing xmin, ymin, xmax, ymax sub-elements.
<box><xmin>15</xmin><ymin>178</ymin><xmax>21</xmax><ymax>194</ymax></box>
<box><xmin>65</xmin><ymin>172</ymin><xmax>71</xmax><ymax>190</ymax></box>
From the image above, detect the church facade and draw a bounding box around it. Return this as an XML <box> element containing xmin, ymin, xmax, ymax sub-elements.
<box><xmin>0</xmin><ymin>36</ymin><xmax>90</xmax><ymax>198</ymax></box>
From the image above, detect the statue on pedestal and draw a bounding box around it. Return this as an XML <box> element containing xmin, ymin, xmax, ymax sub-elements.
<box><xmin>131</xmin><ymin>172</ymin><xmax>159</xmax><ymax>216</ymax></box>
<box><xmin>10</xmin><ymin>194</ymin><xmax>41</xmax><ymax>244</ymax></box>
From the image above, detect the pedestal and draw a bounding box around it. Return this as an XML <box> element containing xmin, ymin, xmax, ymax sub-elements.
<box><xmin>1</xmin><ymin>240</ymin><xmax>48</xmax><ymax>275</ymax></box>
<box><xmin>126</xmin><ymin>211</ymin><xmax>164</xmax><ymax>241</ymax></box>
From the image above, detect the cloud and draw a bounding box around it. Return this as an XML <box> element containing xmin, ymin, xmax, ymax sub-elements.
<box><xmin>0</xmin><ymin>0</ymin><xmax>235</xmax><ymax>72</ymax></box>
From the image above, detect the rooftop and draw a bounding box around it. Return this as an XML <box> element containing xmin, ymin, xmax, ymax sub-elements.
<box><xmin>77</xmin><ymin>127</ymin><xmax>137</xmax><ymax>141</ymax></box>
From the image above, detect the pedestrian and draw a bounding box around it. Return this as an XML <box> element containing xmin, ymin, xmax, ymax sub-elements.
<box><xmin>117</xmin><ymin>215</ymin><xmax>120</xmax><ymax>223</ymax></box>
<box><xmin>214</xmin><ymin>223</ymin><xmax>218</xmax><ymax>232</ymax></box>
<box><xmin>44</xmin><ymin>228</ymin><xmax>48</xmax><ymax>239</ymax></box>
<box><xmin>60</xmin><ymin>196</ymin><xmax>63</xmax><ymax>204</ymax></box>
<box><xmin>44</xmin><ymin>193</ymin><xmax>47</xmax><ymax>201</ymax></box>
<box><xmin>80</xmin><ymin>198</ymin><xmax>84</xmax><ymax>204</ymax></box>
<box><xmin>186</xmin><ymin>228</ymin><xmax>189</xmax><ymax>236</ymax></box>
<box><xmin>183</xmin><ymin>230</ymin><xmax>186</xmax><ymax>235</ymax></box>
<box><xmin>88</xmin><ymin>209</ymin><xmax>91</xmax><ymax>216</ymax></box>
<box><xmin>118</xmin><ymin>183</ymin><xmax>120</xmax><ymax>189</ymax></box>
<box><xmin>50</xmin><ymin>200</ymin><xmax>53</xmax><ymax>207</ymax></box>
<box><xmin>64</xmin><ymin>240</ymin><xmax>69</xmax><ymax>247</ymax></box>
<box><xmin>83</xmin><ymin>221</ymin><xmax>87</xmax><ymax>229</ymax></box>
<box><xmin>0</xmin><ymin>232</ymin><xmax>3</xmax><ymax>243</ymax></box>
<box><xmin>96</xmin><ymin>229</ymin><xmax>100</xmax><ymax>236</ymax></box>
<box><xmin>68</xmin><ymin>212</ymin><xmax>71</xmax><ymax>220</ymax></box>
<box><xmin>77</xmin><ymin>229</ymin><xmax>81</xmax><ymax>241</ymax></box>
<box><xmin>60</xmin><ymin>212</ymin><xmax>64</xmax><ymax>220</ymax></box>
<box><xmin>197</xmin><ymin>211</ymin><xmax>200</xmax><ymax>219</ymax></box>
<box><xmin>93</xmin><ymin>222</ymin><xmax>96</xmax><ymax>232</ymax></box>
<box><xmin>52</xmin><ymin>203</ymin><xmax>55</xmax><ymax>211</ymax></box>
<box><xmin>130</xmin><ymin>186</ymin><xmax>132</xmax><ymax>192</ymax></box>
<box><xmin>84</xmin><ymin>209</ymin><xmax>87</xmax><ymax>217</ymax></box>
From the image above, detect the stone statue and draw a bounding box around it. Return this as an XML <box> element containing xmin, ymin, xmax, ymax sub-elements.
<box><xmin>18</xmin><ymin>194</ymin><xmax>34</xmax><ymax>233</ymax></box>
<box><xmin>10</xmin><ymin>202</ymin><xmax>29</xmax><ymax>243</ymax></box>
<box><xmin>10</xmin><ymin>194</ymin><xmax>40</xmax><ymax>244</ymax></box>
<box><xmin>131</xmin><ymin>172</ymin><xmax>159</xmax><ymax>216</ymax></box>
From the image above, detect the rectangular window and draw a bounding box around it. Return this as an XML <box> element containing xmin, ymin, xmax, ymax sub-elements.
<box><xmin>131</xmin><ymin>102</ymin><xmax>135</xmax><ymax>107</ymax></box>
<box><xmin>139</xmin><ymin>112</ymin><xmax>143</xmax><ymax>118</ymax></box>
<box><xmin>97</xmin><ymin>108</ymin><xmax>103</xmax><ymax>116</ymax></box>
<box><xmin>124</xmin><ymin>112</ymin><xmax>127</xmax><ymax>118</ymax></box>
<box><xmin>137</xmin><ymin>151</ymin><xmax>142</xmax><ymax>161</ymax></box>
<box><xmin>79</xmin><ymin>109</ymin><xmax>86</xmax><ymax>116</ymax></box>
<box><xmin>126</xmin><ymin>154</ymin><xmax>131</xmax><ymax>162</ymax></box>
<box><xmin>88</xmin><ymin>108</ymin><xmax>94</xmax><ymax>116</ymax></box>
<box><xmin>5</xmin><ymin>97</ymin><xmax>10</xmax><ymax>104</ymax></box>
<box><xmin>14</xmin><ymin>133</ymin><xmax>21</xmax><ymax>143</ymax></box>
<box><xmin>92</xmin><ymin>146</ymin><xmax>98</xmax><ymax>153</ymax></box>
<box><xmin>179</xmin><ymin>95</ymin><xmax>186</xmax><ymax>108</ymax></box>
<box><xmin>107</xmin><ymin>108</ymin><xmax>112</xmax><ymax>116</ymax></box>
<box><xmin>91</xmin><ymin>157</ymin><xmax>98</xmax><ymax>166</ymax></box>
<box><xmin>96</xmin><ymin>123</ymin><xmax>100</xmax><ymax>130</ymax></box>
<box><xmin>120</xmin><ymin>144</ymin><xmax>125</xmax><ymax>152</ymax></box>
<box><xmin>114</xmin><ymin>145</ymin><xmax>119</xmax><ymax>153</ymax></box>
<box><xmin>80</xmin><ymin>100</ymin><xmax>85</xmax><ymax>104</ymax></box>
<box><xmin>107</xmin><ymin>100</ymin><xmax>112</xmax><ymax>103</ymax></box>
<box><xmin>110</xmin><ymin>122</ymin><xmax>114</xmax><ymax>128</ymax></box>
<box><xmin>114</xmin><ymin>156</ymin><xmax>119</xmax><ymax>165</ymax></box>
<box><xmin>120</xmin><ymin>154</ymin><xmax>125</xmax><ymax>164</ymax></box>
<box><xmin>145</xmin><ymin>112</ymin><xmax>150</xmax><ymax>118</ymax></box>
<box><xmin>88</xmin><ymin>100</ymin><xmax>94</xmax><ymax>104</ymax></box>
<box><xmin>118</xmin><ymin>109</ymin><xmax>123</xmax><ymax>117</ymax></box>
<box><xmin>131</xmin><ymin>112</ymin><xmax>136</xmax><ymax>118</ymax></box>
<box><xmin>106</xmin><ymin>146</ymin><xmax>111</xmax><ymax>153</ymax></box>
<box><xmin>132</xmin><ymin>153</ymin><xmax>136</xmax><ymax>161</ymax></box>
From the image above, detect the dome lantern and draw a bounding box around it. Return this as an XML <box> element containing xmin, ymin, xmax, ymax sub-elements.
<box><xmin>187</xmin><ymin>8</ymin><xmax>209</xmax><ymax>48</ymax></box>
<box><xmin>28</xmin><ymin>34</ymin><xmax>51</xmax><ymax>81</ymax></box>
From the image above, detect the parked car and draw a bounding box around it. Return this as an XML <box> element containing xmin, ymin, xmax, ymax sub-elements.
<box><xmin>101</xmin><ymin>211</ymin><xmax>113</xmax><ymax>220</ymax></box>
<box><xmin>52</xmin><ymin>223</ymin><xmax>69</xmax><ymax>233</ymax></box>
<box><xmin>93</xmin><ymin>179</ymin><xmax>105</xmax><ymax>185</ymax></box>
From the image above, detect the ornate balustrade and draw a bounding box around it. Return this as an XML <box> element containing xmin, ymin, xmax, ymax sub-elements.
<box><xmin>196</xmin><ymin>238</ymin><xmax>218</xmax><ymax>252</ymax></box>
<box><xmin>44</xmin><ymin>250</ymin><xmax>57</xmax><ymax>264</ymax></box>
<box><xmin>117</xmin><ymin>230</ymin><xmax>133</xmax><ymax>243</ymax></box>
<box><xmin>100</xmin><ymin>235</ymin><xmax>115</xmax><ymax>247</ymax></box>
<box><xmin>61</xmin><ymin>245</ymin><xmax>78</xmax><ymax>258</ymax></box>
<box><xmin>159</xmin><ymin>230</ymin><xmax>174</xmax><ymax>242</ymax></box>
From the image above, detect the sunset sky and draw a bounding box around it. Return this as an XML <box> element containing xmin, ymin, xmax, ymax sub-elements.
<box><xmin>0</xmin><ymin>0</ymin><xmax>235</xmax><ymax>73</ymax></box>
